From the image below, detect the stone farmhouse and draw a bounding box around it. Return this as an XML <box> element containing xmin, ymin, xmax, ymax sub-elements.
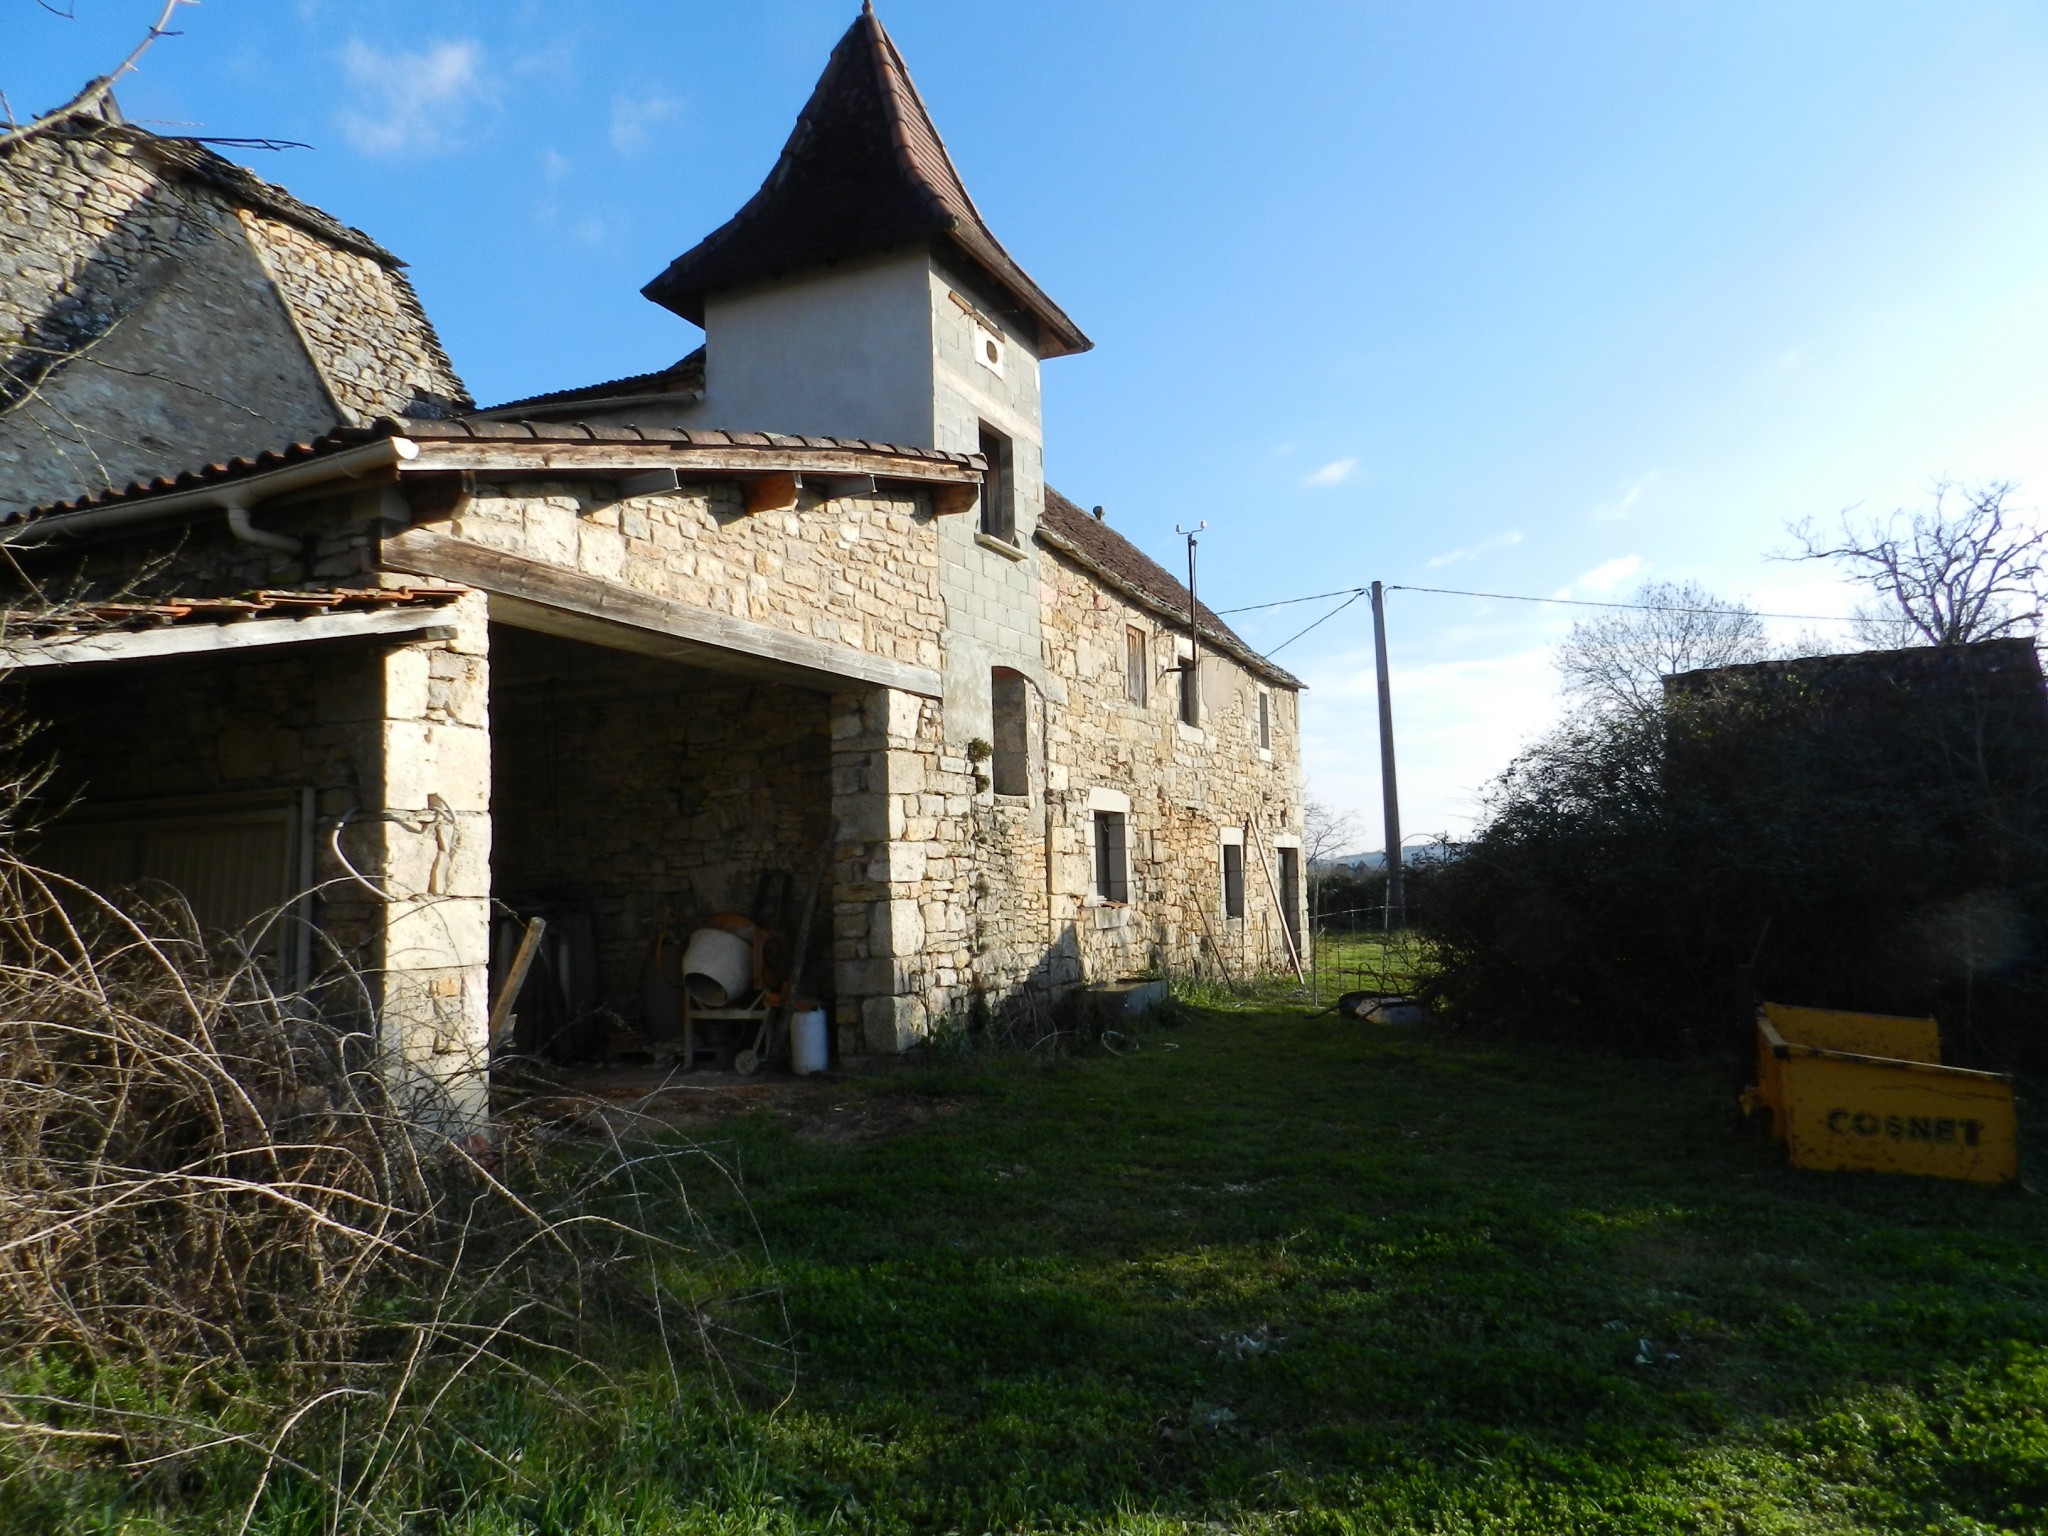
<box><xmin>0</xmin><ymin>8</ymin><xmax>1304</xmax><ymax>1114</ymax></box>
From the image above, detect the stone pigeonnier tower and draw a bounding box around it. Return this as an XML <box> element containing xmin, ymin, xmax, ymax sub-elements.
<box><xmin>636</xmin><ymin>3</ymin><xmax>1092</xmax><ymax>741</ymax></box>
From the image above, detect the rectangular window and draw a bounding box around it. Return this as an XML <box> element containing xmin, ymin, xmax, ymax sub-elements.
<box><xmin>1258</xmin><ymin>691</ymin><xmax>1272</xmax><ymax>750</ymax></box>
<box><xmin>1125</xmin><ymin>626</ymin><xmax>1148</xmax><ymax>706</ymax></box>
<box><xmin>1278</xmin><ymin>846</ymin><xmax>1301</xmax><ymax>951</ymax></box>
<box><xmin>991</xmin><ymin>668</ymin><xmax>1029</xmax><ymax>796</ymax></box>
<box><xmin>977</xmin><ymin>423</ymin><xmax>1014</xmax><ymax>543</ymax></box>
<box><xmin>1222</xmin><ymin>839</ymin><xmax>1245</xmax><ymax>920</ymax></box>
<box><xmin>1179</xmin><ymin>654</ymin><xmax>1200</xmax><ymax>726</ymax></box>
<box><xmin>1093</xmin><ymin>810</ymin><xmax>1128</xmax><ymax>903</ymax></box>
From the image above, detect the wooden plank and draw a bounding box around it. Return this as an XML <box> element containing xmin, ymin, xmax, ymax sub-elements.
<box><xmin>1249</xmin><ymin>820</ymin><xmax>1306</xmax><ymax>982</ymax></box>
<box><xmin>0</xmin><ymin>605</ymin><xmax>458</xmax><ymax>670</ymax></box>
<box><xmin>744</xmin><ymin>472</ymin><xmax>801</xmax><ymax>516</ymax></box>
<box><xmin>379</xmin><ymin>528</ymin><xmax>942</xmax><ymax>698</ymax></box>
<box><xmin>487</xmin><ymin>916</ymin><xmax>547</xmax><ymax>1053</ymax></box>
<box><xmin>401</xmin><ymin>440</ymin><xmax>979</xmax><ymax>486</ymax></box>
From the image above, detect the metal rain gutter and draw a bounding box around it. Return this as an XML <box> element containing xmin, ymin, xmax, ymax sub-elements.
<box><xmin>2</xmin><ymin>437</ymin><xmax>418</xmax><ymax>547</ymax></box>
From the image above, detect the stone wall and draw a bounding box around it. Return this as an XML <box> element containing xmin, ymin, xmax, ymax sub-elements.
<box><xmin>439</xmin><ymin>480</ymin><xmax>947</xmax><ymax>676</ymax></box>
<box><xmin>14</xmin><ymin>589</ymin><xmax>493</xmax><ymax>1118</ymax></box>
<box><xmin>1033</xmin><ymin>540</ymin><xmax>1306</xmax><ymax>984</ymax></box>
<box><xmin>238</xmin><ymin>208</ymin><xmax>467</xmax><ymax>423</ymax></box>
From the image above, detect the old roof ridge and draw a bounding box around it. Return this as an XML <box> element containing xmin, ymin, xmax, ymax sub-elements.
<box><xmin>1037</xmin><ymin>488</ymin><xmax>1302</xmax><ymax>690</ymax></box>
<box><xmin>641</xmin><ymin>7</ymin><xmax>1089</xmax><ymax>357</ymax></box>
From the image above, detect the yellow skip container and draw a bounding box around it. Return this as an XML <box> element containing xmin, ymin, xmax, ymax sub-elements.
<box><xmin>1743</xmin><ymin>1003</ymin><xmax>2019</xmax><ymax>1185</ymax></box>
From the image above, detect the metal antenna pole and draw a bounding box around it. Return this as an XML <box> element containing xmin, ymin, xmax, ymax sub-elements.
<box><xmin>1370</xmin><ymin>580</ymin><xmax>1405</xmax><ymax>930</ymax></box>
<box><xmin>1175</xmin><ymin>521</ymin><xmax>1208</xmax><ymax>713</ymax></box>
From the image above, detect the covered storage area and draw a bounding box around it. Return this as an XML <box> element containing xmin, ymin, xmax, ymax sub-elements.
<box><xmin>484</xmin><ymin>623</ymin><xmax>838</xmax><ymax>1070</ymax></box>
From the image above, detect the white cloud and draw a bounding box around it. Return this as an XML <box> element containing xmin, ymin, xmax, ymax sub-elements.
<box><xmin>1425</xmin><ymin>529</ymin><xmax>1523</xmax><ymax>570</ymax></box>
<box><xmin>337</xmin><ymin>38</ymin><xmax>487</xmax><ymax>158</ymax></box>
<box><xmin>1302</xmin><ymin>457</ymin><xmax>1358</xmax><ymax>488</ymax></box>
<box><xmin>1570</xmin><ymin>554</ymin><xmax>1645</xmax><ymax>594</ymax></box>
<box><xmin>609</xmin><ymin>91</ymin><xmax>684</xmax><ymax>156</ymax></box>
<box><xmin>1591</xmin><ymin>470</ymin><xmax>1660</xmax><ymax>522</ymax></box>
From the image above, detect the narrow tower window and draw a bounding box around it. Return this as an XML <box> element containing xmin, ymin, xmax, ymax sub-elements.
<box><xmin>991</xmin><ymin>667</ymin><xmax>1028</xmax><ymax>796</ymax></box>
<box><xmin>1259</xmin><ymin>690</ymin><xmax>1272</xmax><ymax>750</ymax></box>
<box><xmin>1125</xmin><ymin>626</ymin><xmax>1148</xmax><ymax>706</ymax></box>
<box><xmin>978</xmin><ymin>423</ymin><xmax>1014</xmax><ymax>543</ymax></box>
<box><xmin>1222</xmin><ymin>840</ymin><xmax>1245</xmax><ymax>920</ymax></box>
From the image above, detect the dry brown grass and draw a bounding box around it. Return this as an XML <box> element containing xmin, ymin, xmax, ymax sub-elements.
<box><xmin>0</xmin><ymin>855</ymin><xmax>788</xmax><ymax>1529</ymax></box>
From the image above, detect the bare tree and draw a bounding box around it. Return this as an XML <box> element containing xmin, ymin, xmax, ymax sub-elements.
<box><xmin>1556</xmin><ymin>579</ymin><xmax>1772</xmax><ymax>717</ymax></box>
<box><xmin>1790</xmin><ymin>481</ymin><xmax>2046</xmax><ymax>648</ymax></box>
<box><xmin>1302</xmin><ymin>796</ymin><xmax>1361</xmax><ymax>922</ymax></box>
<box><xmin>0</xmin><ymin>0</ymin><xmax>197</xmax><ymax>146</ymax></box>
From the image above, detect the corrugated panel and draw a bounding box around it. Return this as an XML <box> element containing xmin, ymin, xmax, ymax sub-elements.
<box><xmin>37</xmin><ymin>793</ymin><xmax>307</xmax><ymax>976</ymax></box>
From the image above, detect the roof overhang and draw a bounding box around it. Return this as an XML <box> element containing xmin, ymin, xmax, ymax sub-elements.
<box><xmin>6</xmin><ymin>422</ymin><xmax>986</xmax><ymax>548</ymax></box>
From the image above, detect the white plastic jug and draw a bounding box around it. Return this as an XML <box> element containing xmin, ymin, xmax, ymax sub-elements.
<box><xmin>790</xmin><ymin>1007</ymin><xmax>829</xmax><ymax>1076</ymax></box>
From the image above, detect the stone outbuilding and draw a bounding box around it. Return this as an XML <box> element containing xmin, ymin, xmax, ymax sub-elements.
<box><xmin>0</xmin><ymin>7</ymin><xmax>1305</xmax><ymax>1117</ymax></box>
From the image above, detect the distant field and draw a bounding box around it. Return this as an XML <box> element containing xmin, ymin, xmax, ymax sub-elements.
<box><xmin>13</xmin><ymin>1001</ymin><xmax>2047</xmax><ymax>1533</ymax></box>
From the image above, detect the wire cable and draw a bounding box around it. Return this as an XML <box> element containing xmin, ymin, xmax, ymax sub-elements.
<box><xmin>1217</xmin><ymin>582</ymin><xmax>1854</xmax><ymax>624</ymax></box>
<box><xmin>1265</xmin><ymin>589</ymin><xmax>1369</xmax><ymax>656</ymax></box>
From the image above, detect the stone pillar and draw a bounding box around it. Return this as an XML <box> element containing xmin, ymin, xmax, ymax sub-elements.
<box><xmin>372</xmin><ymin>591</ymin><xmax>492</xmax><ymax>1126</ymax></box>
<box><xmin>831</xmin><ymin>685</ymin><xmax>938</xmax><ymax>1055</ymax></box>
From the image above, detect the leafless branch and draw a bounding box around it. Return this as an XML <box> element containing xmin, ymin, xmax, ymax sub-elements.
<box><xmin>1</xmin><ymin>0</ymin><xmax>199</xmax><ymax>151</ymax></box>
<box><xmin>1789</xmin><ymin>481</ymin><xmax>2045</xmax><ymax>647</ymax></box>
<box><xmin>1557</xmin><ymin>579</ymin><xmax>1773</xmax><ymax>717</ymax></box>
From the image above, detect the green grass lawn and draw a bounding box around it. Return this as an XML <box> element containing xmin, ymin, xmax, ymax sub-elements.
<box><xmin>18</xmin><ymin>1003</ymin><xmax>2048</xmax><ymax>1533</ymax></box>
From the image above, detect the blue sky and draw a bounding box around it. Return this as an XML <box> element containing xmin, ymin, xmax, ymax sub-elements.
<box><xmin>10</xmin><ymin>1</ymin><xmax>2048</xmax><ymax>844</ymax></box>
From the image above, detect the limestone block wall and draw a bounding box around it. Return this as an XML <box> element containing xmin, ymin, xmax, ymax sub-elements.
<box><xmin>439</xmin><ymin>481</ymin><xmax>947</xmax><ymax>674</ymax></box>
<box><xmin>372</xmin><ymin>591</ymin><xmax>492</xmax><ymax>1124</ymax></box>
<box><xmin>14</xmin><ymin>590</ymin><xmax>493</xmax><ymax>1123</ymax></box>
<box><xmin>1033</xmin><ymin>543</ymin><xmax>1307</xmax><ymax>984</ymax></box>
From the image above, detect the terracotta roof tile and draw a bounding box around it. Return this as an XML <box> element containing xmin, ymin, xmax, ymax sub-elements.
<box><xmin>1036</xmin><ymin>489</ymin><xmax>1301</xmax><ymax>690</ymax></box>
<box><xmin>14</xmin><ymin>416</ymin><xmax>981</xmax><ymax>523</ymax></box>
<box><xmin>478</xmin><ymin>348</ymin><xmax>706</xmax><ymax>415</ymax></box>
<box><xmin>642</xmin><ymin>9</ymin><xmax>1089</xmax><ymax>358</ymax></box>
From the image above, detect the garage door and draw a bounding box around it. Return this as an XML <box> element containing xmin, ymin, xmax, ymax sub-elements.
<box><xmin>34</xmin><ymin>789</ymin><xmax>315</xmax><ymax>983</ymax></box>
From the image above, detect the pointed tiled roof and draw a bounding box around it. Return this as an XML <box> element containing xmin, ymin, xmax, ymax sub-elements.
<box><xmin>643</xmin><ymin>6</ymin><xmax>1090</xmax><ymax>358</ymax></box>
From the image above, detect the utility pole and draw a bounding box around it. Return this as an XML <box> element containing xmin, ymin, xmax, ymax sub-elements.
<box><xmin>1370</xmin><ymin>580</ymin><xmax>1404</xmax><ymax>930</ymax></box>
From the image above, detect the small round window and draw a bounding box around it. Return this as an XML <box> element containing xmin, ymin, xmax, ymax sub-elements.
<box><xmin>984</xmin><ymin>338</ymin><xmax>1000</xmax><ymax>364</ymax></box>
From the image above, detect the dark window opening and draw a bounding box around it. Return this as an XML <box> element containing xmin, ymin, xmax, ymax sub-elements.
<box><xmin>1222</xmin><ymin>839</ymin><xmax>1245</xmax><ymax>920</ymax></box>
<box><xmin>978</xmin><ymin>423</ymin><xmax>1014</xmax><ymax>543</ymax></box>
<box><xmin>991</xmin><ymin>667</ymin><xmax>1029</xmax><ymax>796</ymax></box>
<box><xmin>1179</xmin><ymin>655</ymin><xmax>1200</xmax><ymax>726</ymax></box>
<box><xmin>1278</xmin><ymin>846</ymin><xmax>1301</xmax><ymax>950</ymax></box>
<box><xmin>1126</xmin><ymin>626</ymin><xmax>1148</xmax><ymax>706</ymax></box>
<box><xmin>1093</xmin><ymin>810</ymin><xmax>1128</xmax><ymax>903</ymax></box>
<box><xmin>1259</xmin><ymin>691</ymin><xmax>1272</xmax><ymax>750</ymax></box>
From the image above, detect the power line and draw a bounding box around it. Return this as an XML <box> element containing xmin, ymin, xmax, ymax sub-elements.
<box><xmin>1218</xmin><ymin>582</ymin><xmax>1857</xmax><ymax>624</ymax></box>
<box><xmin>1264</xmin><ymin>588</ymin><xmax>1368</xmax><ymax>656</ymax></box>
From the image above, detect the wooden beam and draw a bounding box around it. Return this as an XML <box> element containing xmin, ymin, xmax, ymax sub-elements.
<box><xmin>744</xmin><ymin>472</ymin><xmax>801</xmax><ymax>516</ymax></box>
<box><xmin>379</xmin><ymin>528</ymin><xmax>942</xmax><ymax>698</ymax></box>
<box><xmin>0</xmin><ymin>605</ymin><xmax>458</xmax><ymax>670</ymax></box>
<box><xmin>401</xmin><ymin>440</ymin><xmax>978</xmax><ymax>486</ymax></box>
<box><xmin>932</xmin><ymin>481</ymin><xmax>981</xmax><ymax>517</ymax></box>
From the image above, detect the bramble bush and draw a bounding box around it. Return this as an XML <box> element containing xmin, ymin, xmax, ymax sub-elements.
<box><xmin>1417</xmin><ymin>642</ymin><xmax>2048</xmax><ymax>1074</ymax></box>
